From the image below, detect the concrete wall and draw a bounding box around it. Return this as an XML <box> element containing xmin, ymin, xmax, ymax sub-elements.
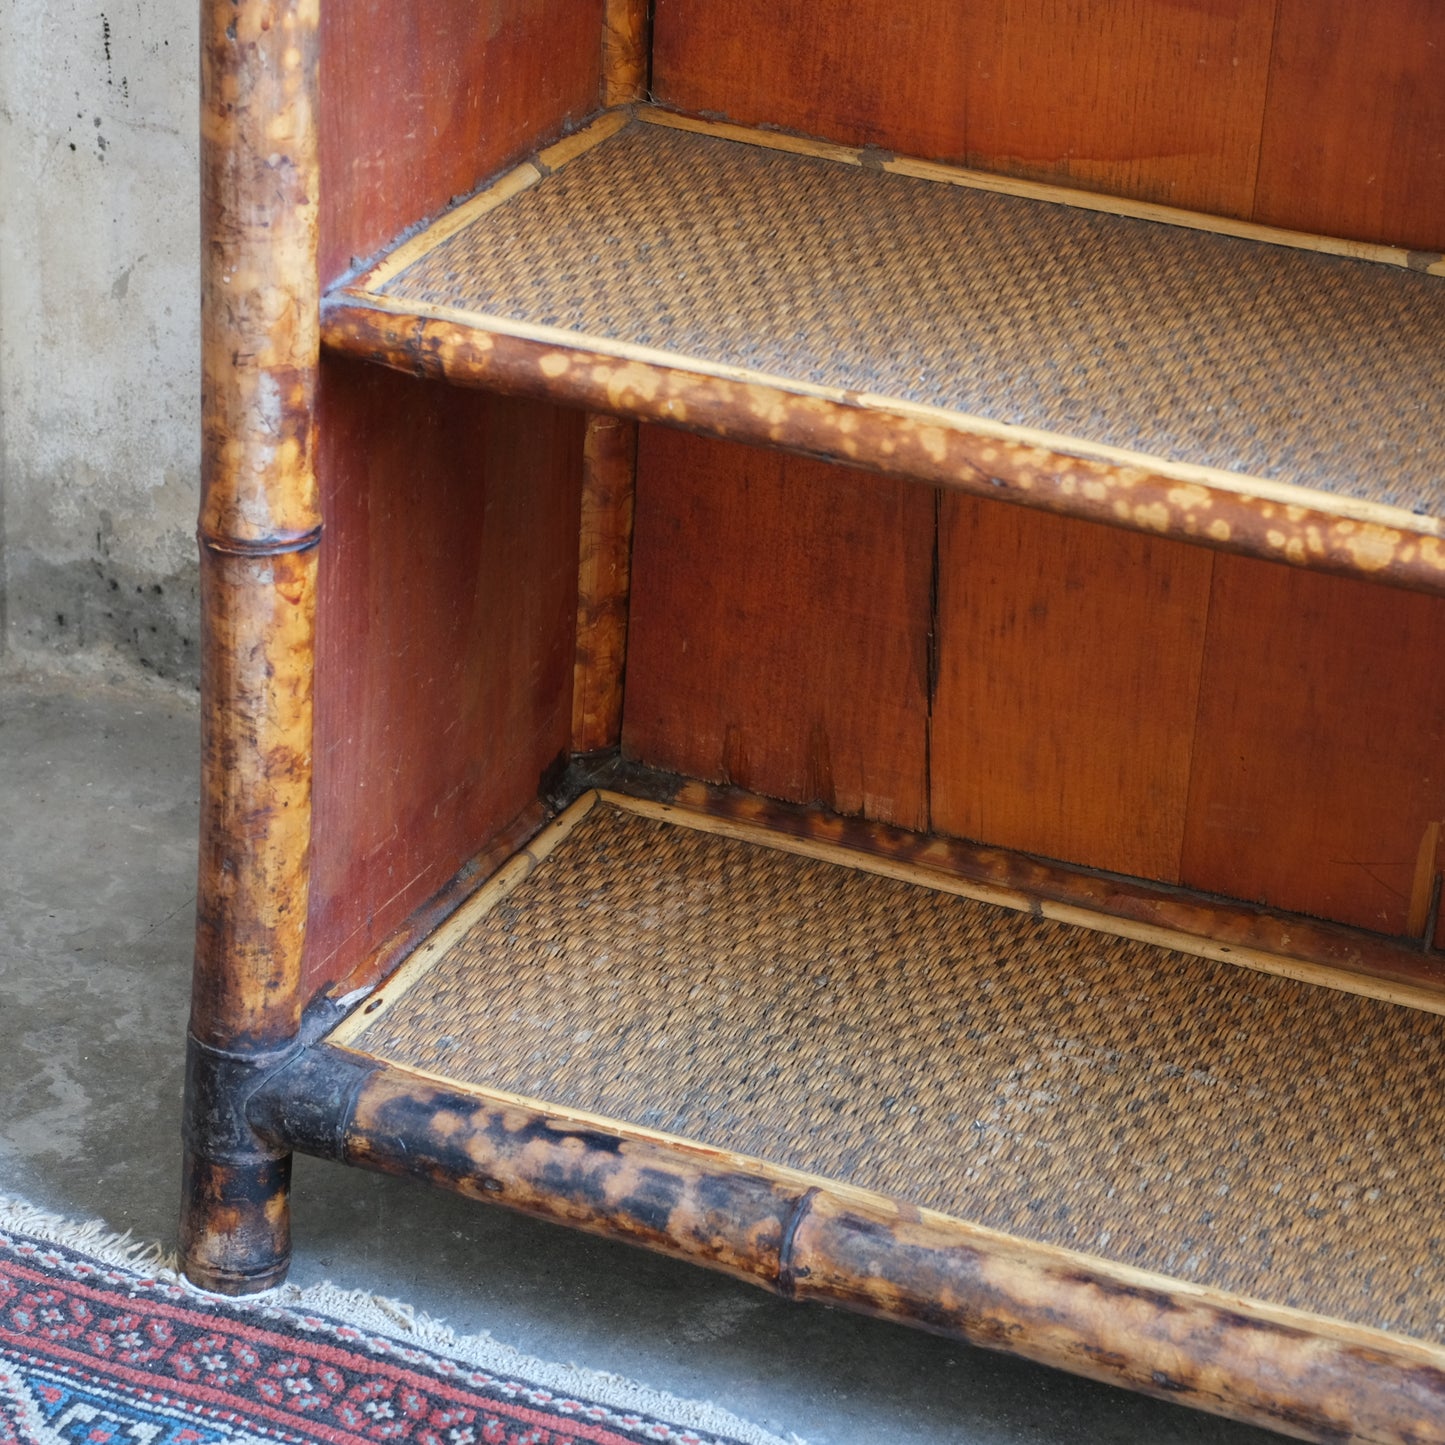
<box><xmin>0</xmin><ymin>0</ymin><xmax>200</xmax><ymax>683</ymax></box>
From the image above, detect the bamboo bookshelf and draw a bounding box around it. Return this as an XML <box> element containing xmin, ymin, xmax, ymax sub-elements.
<box><xmin>186</xmin><ymin>3</ymin><xmax>1445</xmax><ymax>1442</ymax></box>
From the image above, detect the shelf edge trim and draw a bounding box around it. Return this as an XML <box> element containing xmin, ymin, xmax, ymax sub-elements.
<box><xmin>273</xmin><ymin>1043</ymin><xmax>1445</xmax><ymax>1444</ymax></box>
<box><xmin>321</xmin><ymin>296</ymin><xmax>1445</xmax><ymax>593</ymax></box>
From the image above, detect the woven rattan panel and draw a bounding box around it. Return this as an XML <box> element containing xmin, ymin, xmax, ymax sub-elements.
<box><xmin>378</xmin><ymin>120</ymin><xmax>1445</xmax><ymax>514</ymax></box>
<box><xmin>350</xmin><ymin>802</ymin><xmax>1445</xmax><ymax>1342</ymax></box>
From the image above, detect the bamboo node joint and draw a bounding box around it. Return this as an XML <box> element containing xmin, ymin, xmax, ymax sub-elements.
<box><xmin>776</xmin><ymin>1186</ymin><xmax>821</xmax><ymax>1298</ymax></box>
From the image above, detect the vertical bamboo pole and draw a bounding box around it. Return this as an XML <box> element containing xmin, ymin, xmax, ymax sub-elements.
<box><xmin>602</xmin><ymin>0</ymin><xmax>651</xmax><ymax>106</ymax></box>
<box><xmin>573</xmin><ymin>414</ymin><xmax>638</xmax><ymax>754</ymax></box>
<box><xmin>180</xmin><ymin>0</ymin><xmax>320</xmax><ymax>1294</ymax></box>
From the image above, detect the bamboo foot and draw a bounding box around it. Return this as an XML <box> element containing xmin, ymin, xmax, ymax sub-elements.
<box><xmin>179</xmin><ymin>1148</ymin><xmax>293</xmax><ymax>1295</ymax></box>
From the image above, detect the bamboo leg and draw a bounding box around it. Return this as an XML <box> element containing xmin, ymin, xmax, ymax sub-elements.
<box><xmin>572</xmin><ymin>414</ymin><xmax>638</xmax><ymax>754</ymax></box>
<box><xmin>602</xmin><ymin>0</ymin><xmax>652</xmax><ymax>106</ymax></box>
<box><xmin>180</xmin><ymin>0</ymin><xmax>320</xmax><ymax>1295</ymax></box>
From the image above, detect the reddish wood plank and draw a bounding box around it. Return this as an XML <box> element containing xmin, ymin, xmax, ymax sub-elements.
<box><xmin>1182</xmin><ymin>555</ymin><xmax>1445</xmax><ymax>939</ymax></box>
<box><xmin>1253</xmin><ymin>0</ymin><xmax>1445</xmax><ymax>251</ymax></box>
<box><xmin>623</xmin><ymin>429</ymin><xmax>932</xmax><ymax>831</ymax></box>
<box><xmin>652</xmin><ymin>0</ymin><xmax>972</xmax><ymax>161</ymax></box>
<box><xmin>960</xmin><ymin>0</ymin><xmax>1278</xmax><ymax>216</ymax></box>
<box><xmin>932</xmin><ymin>500</ymin><xmax>1214</xmax><ymax>883</ymax></box>
<box><xmin>654</xmin><ymin>0</ymin><xmax>1277</xmax><ymax>215</ymax></box>
<box><xmin>303</xmin><ymin>358</ymin><xmax>583</xmax><ymax>997</ymax></box>
<box><xmin>319</xmin><ymin>0</ymin><xmax>604</xmax><ymax>282</ymax></box>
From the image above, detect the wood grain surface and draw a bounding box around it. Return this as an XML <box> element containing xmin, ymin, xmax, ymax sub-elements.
<box><xmin>959</xmin><ymin>0</ymin><xmax>1277</xmax><ymax>217</ymax></box>
<box><xmin>622</xmin><ymin>429</ymin><xmax>933</xmax><ymax>831</ymax></box>
<box><xmin>318</xmin><ymin>0</ymin><xmax>603</xmax><ymax>282</ymax></box>
<box><xmin>1182</xmin><ymin>555</ymin><xmax>1445</xmax><ymax>939</ymax></box>
<box><xmin>652</xmin><ymin>0</ymin><xmax>972</xmax><ymax>161</ymax></box>
<box><xmin>1253</xmin><ymin>0</ymin><xmax>1445</xmax><ymax>251</ymax></box>
<box><xmin>303</xmin><ymin>359</ymin><xmax>582</xmax><ymax>998</ymax></box>
<box><xmin>653</xmin><ymin>0</ymin><xmax>1275</xmax><ymax>214</ymax></box>
<box><xmin>652</xmin><ymin>0</ymin><xmax>1441</xmax><ymax>245</ymax></box>
<box><xmin>932</xmin><ymin>499</ymin><xmax>1214</xmax><ymax>882</ymax></box>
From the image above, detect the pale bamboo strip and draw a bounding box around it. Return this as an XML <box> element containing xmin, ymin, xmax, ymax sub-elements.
<box><xmin>535</xmin><ymin>107</ymin><xmax>633</xmax><ymax>172</ymax></box>
<box><xmin>1409</xmin><ymin>821</ymin><xmax>1444</xmax><ymax>939</ymax></box>
<box><xmin>327</xmin><ymin>791</ymin><xmax>602</xmax><ymax>1045</ymax></box>
<box><xmin>362</xmin><ymin>111</ymin><xmax>632</xmax><ymax>290</ymax></box>
<box><xmin>601</xmin><ymin>792</ymin><xmax>1445</xmax><ymax>1017</ymax></box>
<box><xmin>639</xmin><ymin>108</ymin><xmax>1445</xmax><ymax>276</ymax></box>
<box><xmin>362</xmin><ymin>165</ymin><xmax>544</xmax><ymax>290</ymax></box>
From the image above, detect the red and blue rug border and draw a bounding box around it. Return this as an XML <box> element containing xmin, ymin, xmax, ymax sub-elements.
<box><xmin>0</xmin><ymin>1207</ymin><xmax>792</xmax><ymax>1445</ymax></box>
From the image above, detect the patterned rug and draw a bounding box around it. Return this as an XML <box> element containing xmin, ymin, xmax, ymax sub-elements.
<box><xmin>0</xmin><ymin>1199</ymin><xmax>795</xmax><ymax>1445</ymax></box>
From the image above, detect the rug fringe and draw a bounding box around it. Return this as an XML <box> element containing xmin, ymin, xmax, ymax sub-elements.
<box><xmin>0</xmin><ymin>1195</ymin><xmax>177</xmax><ymax>1275</ymax></box>
<box><xmin>0</xmin><ymin>1195</ymin><xmax>805</xmax><ymax>1445</ymax></box>
<box><xmin>277</xmin><ymin>1281</ymin><xmax>806</xmax><ymax>1445</ymax></box>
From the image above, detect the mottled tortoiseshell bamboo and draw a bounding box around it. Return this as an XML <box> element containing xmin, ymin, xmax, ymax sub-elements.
<box><xmin>182</xmin><ymin>0</ymin><xmax>320</xmax><ymax>1295</ymax></box>
<box><xmin>248</xmin><ymin>1043</ymin><xmax>1445</xmax><ymax>1445</ymax></box>
<box><xmin>321</xmin><ymin>296</ymin><xmax>1445</xmax><ymax>598</ymax></box>
<box><xmin>573</xmin><ymin>414</ymin><xmax>638</xmax><ymax>754</ymax></box>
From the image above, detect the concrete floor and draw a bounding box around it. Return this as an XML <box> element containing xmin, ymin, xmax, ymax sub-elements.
<box><xmin>0</xmin><ymin>661</ymin><xmax>1291</xmax><ymax>1445</ymax></box>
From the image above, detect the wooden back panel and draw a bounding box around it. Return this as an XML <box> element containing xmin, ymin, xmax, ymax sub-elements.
<box><xmin>624</xmin><ymin>429</ymin><xmax>933</xmax><ymax>832</ymax></box>
<box><xmin>1251</xmin><ymin>0</ymin><xmax>1445</xmax><ymax>250</ymax></box>
<box><xmin>653</xmin><ymin>0</ymin><xmax>1445</xmax><ymax>249</ymax></box>
<box><xmin>624</xmin><ymin>429</ymin><xmax>1445</xmax><ymax>946</ymax></box>
<box><xmin>319</xmin><ymin>0</ymin><xmax>604</xmax><ymax>281</ymax></box>
<box><xmin>934</xmin><ymin>507</ymin><xmax>1445</xmax><ymax>944</ymax></box>
<box><xmin>304</xmin><ymin>363</ymin><xmax>583</xmax><ymax>999</ymax></box>
<box><xmin>308</xmin><ymin>6</ymin><xmax>602</xmax><ymax>993</ymax></box>
<box><xmin>1181</xmin><ymin>556</ymin><xmax>1445</xmax><ymax>944</ymax></box>
<box><xmin>931</xmin><ymin>498</ymin><xmax>1214</xmax><ymax>885</ymax></box>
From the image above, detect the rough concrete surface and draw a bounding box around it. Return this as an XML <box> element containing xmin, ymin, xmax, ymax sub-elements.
<box><xmin>0</xmin><ymin>663</ymin><xmax>1293</xmax><ymax>1444</ymax></box>
<box><xmin>0</xmin><ymin>0</ymin><xmax>200</xmax><ymax>681</ymax></box>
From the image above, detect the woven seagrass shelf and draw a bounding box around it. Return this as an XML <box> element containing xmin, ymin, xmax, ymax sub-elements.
<box><xmin>323</xmin><ymin>107</ymin><xmax>1445</xmax><ymax>593</ymax></box>
<box><xmin>303</xmin><ymin>790</ymin><xmax>1445</xmax><ymax>1423</ymax></box>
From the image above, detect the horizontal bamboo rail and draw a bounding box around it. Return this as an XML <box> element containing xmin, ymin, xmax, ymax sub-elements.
<box><xmin>249</xmin><ymin>1044</ymin><xmax>1445</xmax><ymax>1445</ymax></box>
<box><xmin>321</xmin><ymin>297</ymin><xmax>1445</xmax><ymax>596</ymax></box>
<box><xmin>594</xmin><ymin>781</ymin><xmax>1445</xmax><ymax>1013</ymax></box>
